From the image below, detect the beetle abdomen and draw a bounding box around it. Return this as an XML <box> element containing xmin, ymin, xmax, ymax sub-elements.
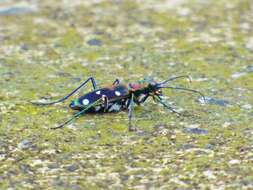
<box><xmin>76</xmin><ymin>84</ymin><xmax>129</xmax><ymax>113</ymax></box>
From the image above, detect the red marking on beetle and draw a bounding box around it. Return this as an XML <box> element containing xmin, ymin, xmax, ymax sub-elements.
<box><xmin>129</xmin><ymin>83</ymin><xmax>141</xmax><ymax>90</ymax></box>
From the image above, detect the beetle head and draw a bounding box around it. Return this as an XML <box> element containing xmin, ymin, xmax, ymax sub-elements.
<box><xmin>141</xmin><ymin>76</ymin><xmax>162</xmax><ymax>95</ymax></box>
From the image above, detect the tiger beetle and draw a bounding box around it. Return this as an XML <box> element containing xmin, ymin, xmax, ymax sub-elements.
<box><xmin>32</xmin><ymin>76</ymin><xmax>205</xmax><ymax>131</ymax></box>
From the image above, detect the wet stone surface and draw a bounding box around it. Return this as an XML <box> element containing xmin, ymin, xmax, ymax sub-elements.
<box><xmin>0</xmin><ymin>7</ymin><xmax>33</xmax><ymax>16</ymax></box>
<box><xmin>0</xmin><ymin>0</ymin><xmax>253</xmax><ymax>189</ymax></box>
<box><xmin>197</xmin><ymin>96</ymin><xmax>230</xmax><ymax>107</ymax></box>
<box><xmin>183</xmin><ymin>127</ymin><xmax>208</xmax><ymax>135</ymax></box>
<box><xmin>65</xmin><ymin>164</ymin><xmax>79</xmax><ymax>172</ymax></box>
<box><xmin>246</xmin><ymin>65</ymin><xmax>253</xmax><ymax>72</ymax></box>
<box><xmin>17</xmin><ymin>139</ymin><xmax>33</xmax><ymax>150</ymax></box>
<box><xmin>87</xmin><ymin>39</ymin><xmax>102</xmax><ymax>46</ymax></box>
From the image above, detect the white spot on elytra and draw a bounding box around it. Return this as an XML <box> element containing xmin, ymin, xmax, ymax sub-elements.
<box><xmin>82</xmin><ymin>99</ymin><xmax>89</xmax><ymax>105</ymax></box>
<box><xmin>96</xmin><ymin>90</ymin><xmax>101</xmax><ymax>95</ymax></box>
<box><xmin>115</xmin><ymin>91</ymin><xmax>121</xmax><ymax>96</ymax></box>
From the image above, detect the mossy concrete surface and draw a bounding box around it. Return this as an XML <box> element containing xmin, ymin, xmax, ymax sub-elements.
<box><xmin>0</xmin><ymin>0</ymin><xmax>252</xmax><ymax>189</ymax></box>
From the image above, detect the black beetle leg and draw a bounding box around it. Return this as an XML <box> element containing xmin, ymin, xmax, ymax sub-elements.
<box><xmin>154</xmin><ymin>95</ymin><xmax>182</xmax><ymax>116</ymax></box>
<box><xmin>51</xmin><ymin>97</ymin><xmax>104</xmax><ymax>129</ymax></box>
<box><xmin>32</xmin><ymin>76</ymin><xmax>97</xmax><ymax>105</ymax></box>
<box><xmin>140</xmin><ymin>94</ymin><xmax>149</xmax><ymax>104</ymax></box>
<box><xmin>112</xmin><ymin>79</ymin><xmax>120</xmax><ymax>85</ymax></box>
<box><xmin>102</xmin><ymin>95</ymin><xmax>109</xmax><ymax>112</ymax></box>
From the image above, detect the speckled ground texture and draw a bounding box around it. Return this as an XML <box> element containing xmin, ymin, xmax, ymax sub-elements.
<box><xmin>0</xmin><ymin>0</ymin><xmax>253</xmax><ymax>189</ymax></box>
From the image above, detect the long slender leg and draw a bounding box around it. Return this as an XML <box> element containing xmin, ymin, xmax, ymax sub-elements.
<box><xmin>112</xmin><ymin>79</ymin><xmax>120</xmax><ymax>85</ymax></box>
<box><xmin>127</xmin><ymin>94</ymin><xmax>136</xmax><ymax>131</ymax></box>
<box><xmin>51</xmin><ymin>97</ymin><xmax>103</xmax><ymax>129</ymax></box>
<box><xmin>139</xmin><ymin>94</ymin><xmax>149</xmax><ymax>104</ymax></box>
<box><xmin>135</xmin><ymin>94</ymin><xmax>149</xmax><ymax>105</ymax></box>
<box><xmin>32</xmin><ymin>77</ymin><xmax>97</xmax><ymax>105</ymax></box>
<box><xmin>154</xmin><ymin>95</ymin><xmax>181</xmax><ymax>116</ymax></box>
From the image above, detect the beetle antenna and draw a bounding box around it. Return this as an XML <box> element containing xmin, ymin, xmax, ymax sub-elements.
<box><xmin>160</xmin><ymin>86</ymin><xmax>205</xmax><ymax>101</ymax></box>
<box><xmin>159</xmin><ymin>75</ymin><xmax>191</xmax><ymax>85</ymax></box>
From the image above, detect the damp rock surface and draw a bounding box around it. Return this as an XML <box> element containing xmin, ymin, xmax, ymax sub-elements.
<box><xmin>0</xmin><ymin>0</ymin><xmax>253</xmax><ymax>189</ymax></box>
<box><xmin>183</xmin><ymin>127</ymin><xmax>208</xmax><ymax>135</ymax></box>
<box><xmin>87</xmin><ymin>39</ymin><xmax>102</xmax><ymax>46</ymax></box>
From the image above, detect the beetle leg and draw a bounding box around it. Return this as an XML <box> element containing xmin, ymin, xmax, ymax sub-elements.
<box><xmin>139</xmin><ymin>94</ymin><xmax>149</xmax><ymax>104</ymax></box>
<box><xmin>32</xmin><ymin>76</ymin><xmax>97</xmax><ymax>105</ymax></box>
<box><xmin>32</xmin><ymin>77</ymin><xmax>97</xmax><ymax>105</ymax></box>
<box><xmin>51</xmin><ymin>97</ymin><xmax>103</xmax><ymax>129</ymax></box>
<box><xmin>102</xmin><ymin>95</ymin><xmax>109</xmax><ymax>112</ymax></box>
<box><xmin>112</xmin><ymin>79</ymin><xmax>120</xmax><ymax>85</ymax></box>
<box><xmin>134</xmin><ymin>94</ymin><xmax>149</xmax><ymax>105</ymax></box>
<box><xmin>154</xmin><ymin>95</ymin><xmax>181</xmax><ymax>116</ymax></box>
<box><xmin>127</xmin><ymin>94</ymin><xmax>136</xmax><ymax>131</ymax></box>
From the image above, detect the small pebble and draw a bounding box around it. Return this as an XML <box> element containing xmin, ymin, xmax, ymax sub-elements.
<box><xmin>0</xmin><ymin>6</ymin><xmax>35</xmax><ymax>16</ymax></box>
<box><xmin>65</xmin><ymin>164</ymin><xmax>78</xmax><ymax>172</ymax></box>
<box><xmin>203</xmin><ymin>170</ymin><xmax>216</xmax><ymax>179</ymax></box>
<box><xmin>87</xmin><ymin>39</ymin><xmax>102</xmax><ymax>46</ymax></box>
<box><xmin>205</xmin><ymin>144</ymin><xmax>214</xmax><ymax>149</ymax></box>
<box><xmin>197</xmin><ymin>96</ymin><xmax>229</xmax><ymax>107</ymax></box>
<box><xmin>19</xmin><ymin>164</ymin><xmax>31</xmax><ymax>174</ymax></box>
<box><xmin>183</xmin><ymin>127</ymin><xmax>208</xmax><ymax>135</ymax></box>
<box><xmin>222</xmin><ymin>122</ymin><xmax>231</xmax><ymax>128</ymax></box>
<box><xmin>241</xmin><ymin>104</ymin><xmax>252</xmax><ymax>110</ymax></box>
<box><xmin>246</xmin><ymin>65</ymin><xmax>253</xmax><ymax>72</ymax></box>
<box><xmin>228</xmin><ymin>159</ymin><xmax>241</xmax><ymax>165</ymax></box>
<box><xmin>47</xmin><ymin>163</ymin><xmax>58</xmax><ymax>169</ymax></box>
<box><xmin>180</xmin><ymin>143</ymin><xmax>195</xmax><ymax>150</ymax></box>
<box><xmin>18</xmin><ymin>139</ymin><xmax>32</xmax><ymax>149</ymax></box>
<box><xmin>245</xmin><ymin>37</ymin><xmax>253</xmax><ymax>51</ymax></box>
<box><xmin>231</xmin><ymin>72</ymin><xmax>246</xmax><ymax>79</ymax></box>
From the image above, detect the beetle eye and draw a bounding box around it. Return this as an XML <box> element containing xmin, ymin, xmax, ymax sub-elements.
<box><xmin>149</xmin><ymin>82</ymin><xmax>157</xmax><ymax>89</ymax></box>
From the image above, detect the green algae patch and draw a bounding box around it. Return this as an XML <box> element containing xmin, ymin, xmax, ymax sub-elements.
<box><xmin>60</xmin><ymin>28</ymin><xmax>83</xmax><ymax>49</ymax></box>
